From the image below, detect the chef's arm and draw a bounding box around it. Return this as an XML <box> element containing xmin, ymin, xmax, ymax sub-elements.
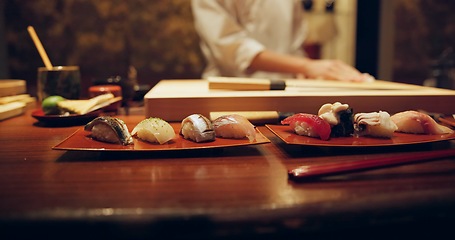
<box><xmin>248</xmin><ymin>50</ymin><xmax>371</xmax><ymax>82</ymax></box>
<box><xmin>191</xmin><ymin>0</ymin><xmax>264</xmax><ymax>74</ymax></box>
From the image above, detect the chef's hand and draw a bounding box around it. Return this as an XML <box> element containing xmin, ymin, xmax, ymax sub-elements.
<box><xmin>300</xmin><ymin>59</ymin><xmax>374</xmax><ymax>82</ymax></box>
<box><xmin>248</xmin><ymin>50</ymin><xmax>375</xmax><ymax>82</ymax></box>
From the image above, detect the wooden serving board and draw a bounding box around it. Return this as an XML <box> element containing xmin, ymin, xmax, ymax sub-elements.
<box><xmin>0</xmin><ymin>102</ymin><xmax>26</xmax><ymax>121</ymax></box>
<box><xmin>144</xmin><ymin>79</ymin><xmax>455</xmax><ymax>122</ymax></box>
<box><xmin>0</xmin><ymin>80</ymin><xmax>27</xmax><ymax>97</ymax></box>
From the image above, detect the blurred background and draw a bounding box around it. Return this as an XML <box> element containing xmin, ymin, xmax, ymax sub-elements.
<box><xmin>0</xmin><ymin>0</ymin><xmax>454</xmax><ymax>98</ymax></box>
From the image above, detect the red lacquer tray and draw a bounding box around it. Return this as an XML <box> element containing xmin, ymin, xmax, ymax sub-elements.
<box><xmin>266</xmin><ymin>124</ymin><xmax>455</xmax><ymax>147</ymax></box>
<box><xmin>53</xmin><ymin>123</ymin><xmax>270</xmax><ymax>151</ymax></box>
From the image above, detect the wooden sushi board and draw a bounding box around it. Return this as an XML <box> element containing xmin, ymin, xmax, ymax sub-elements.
<box><xmin>0</xmin><ymin>79</ymin><xmax>26</xmax><ymax>97</ymax></box>
<box><xmin>144</xmin><ymin>79</ymin><xmax>455</xmax><ymax>122</ymax></box>
<box><xmin>0</xmin><ymin>80</ymin><xmax>35</xmax><ymax>121</ymax></box>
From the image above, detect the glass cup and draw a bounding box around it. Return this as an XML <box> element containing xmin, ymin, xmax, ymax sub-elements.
<box><xmin>37</xmin><ymin>66</ymin><xmax>81</xmax><ymax>102</ymax></box>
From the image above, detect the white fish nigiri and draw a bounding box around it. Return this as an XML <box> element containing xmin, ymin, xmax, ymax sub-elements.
<box><xmin>212</xmin><ymin>114</ymin><xmax>256</xmax><ymax>142</ymax></box>
<box><xmin>131</xmin><ymin>117</ymin><xmax>176</xmax><ymax>144</ymax></box>
<box><xmin>180</xmin><ymin>114</ymin><xmax>215</xmax><ymax>142</ymax></box>
<box><xmin>390</xmin><ymin>110</ymin><xmax>453</xmax><ymax>135</ymax></box>
<box><xmin>354</xmin><ymin>111</ymin><xmax>397</xmax><ymax>138</ymax></box>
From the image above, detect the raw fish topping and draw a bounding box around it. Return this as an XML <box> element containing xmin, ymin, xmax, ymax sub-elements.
<box><xmin>281</xmin><ymin>113</ymin><xmax>331</xmax><ymax>141</ymax></box>
<box><xmin>212</xmin><ymin>114</ymin><xmax>256</xmax><ymax>142</ymax></box>
<box><xmin>180</xmin><ymin>114</ymin><xmax>216</xmax><ymax>143</ymax></box>
<box><xmin>132</xmin><ymin>117</ymin><xmax>176</xmax><ymax>144</ymax></box>
<box><xmin>84</xmin><ymin>116</ymin><xmax>133</xmax><ymax>145</ymax></box>
<box><xmin>391</xmin><ymin>110</ymin><xmax>453</xmax><ymax>135</ymax></box>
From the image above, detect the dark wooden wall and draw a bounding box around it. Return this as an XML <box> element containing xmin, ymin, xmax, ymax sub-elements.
<box><xmin>2</xmin><ymin>0</ymin><xmax>455</xmax><ymax>97</ymax></box>
<box><xmin>3</xmin><ymin>0</ymin><xmax>205</xmax><ymax>97</ymax></box>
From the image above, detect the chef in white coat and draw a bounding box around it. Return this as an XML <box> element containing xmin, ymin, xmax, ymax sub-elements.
<box><xmin>191</xmin><ymin>0</ymin><xmax>372</xmax><ymax>82</ymax></box>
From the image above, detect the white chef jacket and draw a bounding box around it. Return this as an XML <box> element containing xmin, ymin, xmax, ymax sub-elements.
<box><xmin>191</xmin><ymin>0</ymin><xmax>308</xmax><ymax>79</ymax></box>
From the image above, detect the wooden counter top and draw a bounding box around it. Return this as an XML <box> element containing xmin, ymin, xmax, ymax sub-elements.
<box><xmin>145</xmin><ymin>79</ymin><xmax>455</xmax><ymax>121</ymax></box>
<box><xmin>1</xmin><ymin>110</ymin><xmax>455</xmax><ymax>239</ymax></box>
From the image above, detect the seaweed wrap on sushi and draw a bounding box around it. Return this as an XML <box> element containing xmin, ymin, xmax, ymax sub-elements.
<box><xmin>318</xmin><ymin>102</ymin><xmax>354</xmax><ymax>137</ymax></box>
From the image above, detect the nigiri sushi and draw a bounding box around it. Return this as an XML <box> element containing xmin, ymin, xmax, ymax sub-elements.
<box><xmin>281</xmin><ymin>113</ymin><xmax>331</xmax><ymax>141</ymax></box>
<box><xmin>131</xmin><ymin>117</ymin><xmax>176</xmax><ymax>144</ymax></box>
<box><xmin>84</xmin><ymin>116</ymin><xmax>133</xmax><ymax>145</ymax></box>
<box><xmin>354</xmin><ymin>111</ymin><xmax>398</xmax><ymax>138</ymax></box>
<box><xmin>180</xmin><ymin>114</ymin><xmax>215</xmax><ymax>142</ymax></box>
<box><xmin>212</xmin><ymin>114</ymin><xmax>256</xmax><ymax>142</ymax></box>
<box><xmin>318</xmin><ymin>102</ymin><xmax>354</xmax><ymax>137</ymax></box>
<box><xmin>390</xmin><ymin>110</ymin><xmax>454</xmax><ymax>135</ymax></box>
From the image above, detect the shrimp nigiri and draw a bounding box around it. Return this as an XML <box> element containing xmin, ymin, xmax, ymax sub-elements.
<box><xmin>281</xmin><ymin>113</ymin><xmax>331</xmax><ymax>141</ymax></box>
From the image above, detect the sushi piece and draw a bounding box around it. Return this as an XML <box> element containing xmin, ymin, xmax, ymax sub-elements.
<box><xmin>318</xmin><ymin>102</ymin><xmax>354</xmax><ymax>137</ymax></box>
<box><xmin>390</xmin><ymin>110</ymin><xmax>454</xmax><ymax>135</ymax></box>
<box><xmin>212</xmin><ymin>114</ymin><xmax>256</xmax><ymax>141</ymax></box>
<box><xmin>354</xmin><ymin>111</ymin><xmax>398</xmax><ymax>138</ymax></box>
<box><xmin>131</xmin><ymin>117</ymin><xmax>176</xmax><ymax>144</ymax></box>
<box><xmin>84</xmin><ymin>116</ymin><xmax>133</xmax><ymax>145</ymax></box>
<box><xmin>281</xmin><ymin>113</ymin><xmax>331</xmax><ymax>141</ymax></box>
<box><xmin>180</xmin><ymin>114</ymin><xmax>216</xmax><ymax>142</ymax></box>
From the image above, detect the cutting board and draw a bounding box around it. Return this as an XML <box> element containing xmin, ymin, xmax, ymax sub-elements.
<box><xmin>0</xmin><ymin>102</ymin><xmax>26</xmax><ymax>121</ymax></box>
<box><xmin>0</xmin><ymin>80</ymin><xmax>35</xmax><ymax>120</ymax></box>
<box><xmin>144</xmin><ymin>79</ymin><xmax>455</xmax><ymax>121</ymax></box>
<box><xmin>0</xmin><ymin>79</ymin><xmax>27</xmax><ymax>97</ymax></box>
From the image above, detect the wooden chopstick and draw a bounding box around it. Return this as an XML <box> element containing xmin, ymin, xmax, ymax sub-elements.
<box><xmin>27</xmin><ymin>26</ymin><xmax>53</xmax><ymax>70</ymax></box>
<box><xmin>288</xmin><ymin>149</ymin><xmax>455</xmax><ymax>181</ymax></box>
<box><xmin>438</xmin><ymin>117</ymin><xmax>455</xmax><ymax>128</ymax></box>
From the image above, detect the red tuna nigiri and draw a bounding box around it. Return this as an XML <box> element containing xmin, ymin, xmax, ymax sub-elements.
<box><xmin>281</xmin><ymin>113</ymin><xmax>331</xmax><ymax>140</ymax></box>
